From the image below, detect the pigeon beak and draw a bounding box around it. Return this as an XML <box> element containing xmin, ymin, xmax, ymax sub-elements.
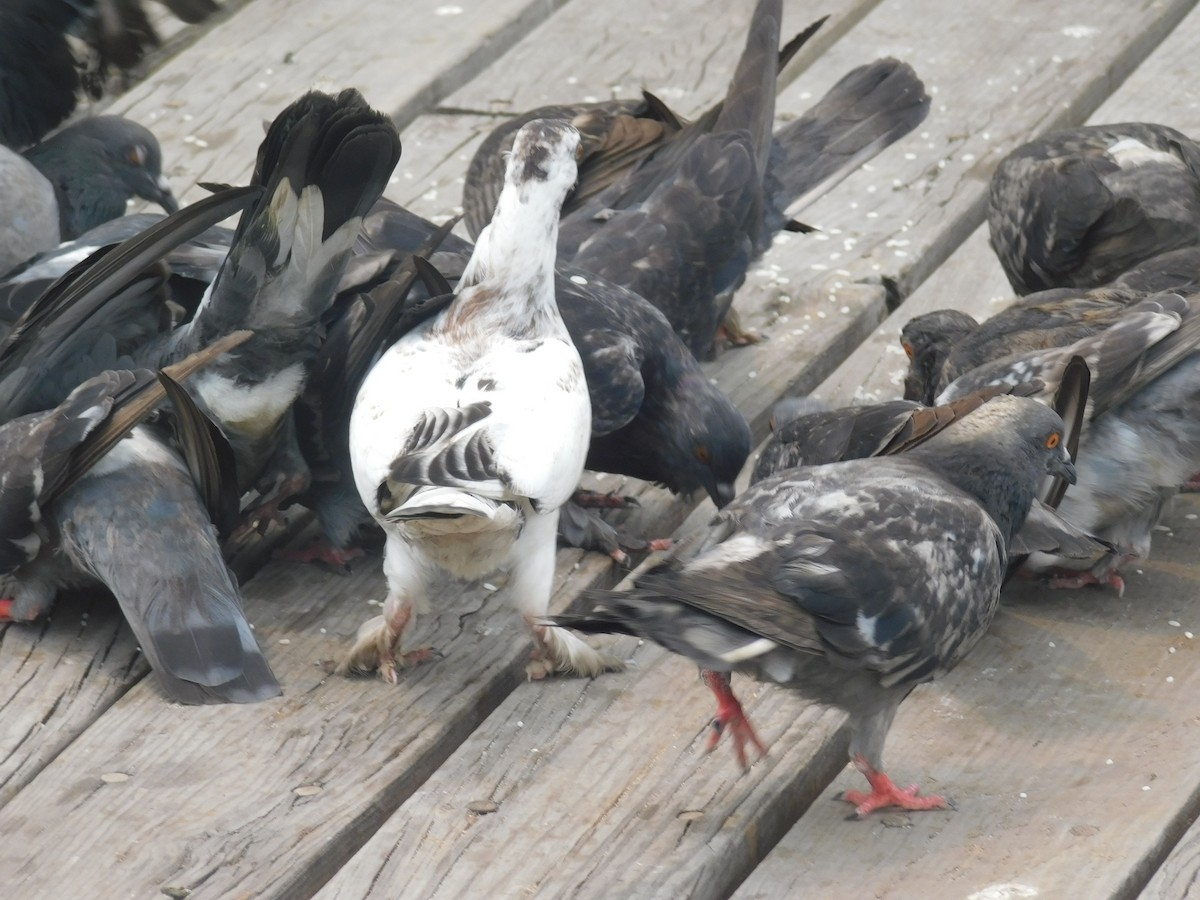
<box><xmin>141</xmin><ymin>173</ymin><xmax>180</xmax><ymax>214</ymax></box>
<box><xmin>712</xmin><ymin>481</ymin><xmax>737</xmax><ymax>508</ymax></box>
<box><xmin>155</xmin><ymin>176</ymin><xmax>180</xmax><ymax>214</ymax></box>
<box><xmin>1049</xmin><ymin>446</ymin><xmax>1077</xmax><ymax>485</ymax></box>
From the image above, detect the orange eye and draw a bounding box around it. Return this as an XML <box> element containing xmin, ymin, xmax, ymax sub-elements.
<box><xmin>695</xmin><ymin>446</ymin><xmax>711</xmax><ymax>463</ymax></box>
<box><xmin>127</xmin><ymin>144</ymin><xmax>147</xmax><ymax>167</ymax></box>
<box><xmin>1046</xmin><ymin>432</ymin><xmax>1061</xmax><ymax>449</ymax></box>
<box><xmin>902</xmin><ymin>341</ymin><xmax>914</xmax><ymax>359</ymax></box>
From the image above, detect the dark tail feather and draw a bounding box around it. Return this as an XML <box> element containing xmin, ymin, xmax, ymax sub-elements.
<box><xmin>770</xmin><ymin>58</ymin><xmax>930</xmax><ymax>213</ymax></box>
<box><xmin>713</xmin><ymin>0</ymin><xmax>785</xmax><ymax>176</ymax></box>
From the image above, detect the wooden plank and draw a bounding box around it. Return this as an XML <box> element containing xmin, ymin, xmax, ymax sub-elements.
<box><xmin>738</xmin><ymin>5</ymin><xmax>1200</xmax><ymax>898</ymax></box>
<box><xmin>0</xmin><ymin>592</ymin><xmax>143</xmax><ymax>807</ymax></box>
<box><xmin>108</xmin><ymin>0</ymin><xmax>577</xmax><ymax>204</ymax></box>
<box><xmin>308</xmin><ymin>2</ymin><xmax>1200</xmax><ymax>895</ymax></box>
<box><xmin>0</xmin><ymin>548</ymin><xmax>622</xmax><ymax>899</ymax></box>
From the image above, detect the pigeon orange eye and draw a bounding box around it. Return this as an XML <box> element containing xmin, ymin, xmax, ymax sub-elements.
<box><xmin>1046</xmin><ymin>433</ymin><xmax>1061</xmax><ymax>449</ymax></box>
<box><xmin>128</xmin><ymin>144</ymin><xmax>148</xmax><ymax>167</ymax></box>
<box><xmin>902</xmin><ymin>341</ymin><xmax>914</xmax><ymax>359</ymax></box>
<box><xmin>695</xmin><ymin>446</ymin><xmax>711</xmax><ymax>463</ymax></box>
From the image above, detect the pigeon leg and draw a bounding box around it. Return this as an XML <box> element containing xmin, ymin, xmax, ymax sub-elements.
<box><xmin>716</xmin><ymin>308</ymin><xmax>763</xmax><ymax>349</ymax></box>
<box><xmin>839</xmin><ymin>754</ymin><xmax>951</xmax><ymax>818</ymax></box>
<box><xmin>275</xmin><ymin>539</ymin><xmax>366</xmax><ymax>573</ymax></box>
<box><xmin>336</xmin><ymin>535</ymin><xmax>432</xmax><ymax>682</ymax></box>
<box><xmin>572</xmin><ymin>489</ymin><xmax>640</xmax><ymax>509</ymax></box>
<box><xmin>702</xmin><ymin>669</ymin><xmax>767</xmax><ymax>769</ymax></box>
<box><xmin>514</xmin><ymin>511</ymin><xmax>625</xmax><ymax>679</ymax></box>
<box><xmin>1047</xmin><ymin>567</ymin><xmax>1126</xmax><ymax>597</ymax></box>
<box><xmin>0</xmin><ymin>599</ymin><xmax>12</xmax><ymax>621</ymax></box>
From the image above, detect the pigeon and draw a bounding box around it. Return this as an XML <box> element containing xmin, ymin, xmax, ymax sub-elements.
<box><xmin>339</xmin><ymin>119</ymin><xmax>623</xmax><ymax>683</ymax></box>
<box><xmin>900</xmin><ymin>285</ymin><xmax>1146</xmax><ymax>406</ymax></box>
<box><xmin>0</xmin><ymin>89</ymin><xmax>402</xmax><ymax>528</ymax></box>
<box><xmin>0</xmin><ymin>0</ymin><xmax>220</xmax><ymax>148</ymax></box>
<box><xmin>754</xmin><ymin>370</ymin><xmax>1111</xmax><ymax>572</ymax></box>
<box><xmin>904</xmin><ymin>292</ymin><xmax>1200</xmax><ymax>593</ymax></box>
<box><xmin>0</xmin><ymin>333</ymin><xmax>240</xmax><ymax>582</ymax></box>
<box><xmin>23</xmin><ymin>116</ymin><xmax>179</xmax><ymax>237</ymax></box>
<box><xmin>551</xmin><ymin>394</ymin><xmax>1077</xmax><ymax>816</ymax></box>
<box><xmin>356</xmin><ymin>200</ymin><xmax>752</xmax><ymax>555</ymax></box>
<box><xmin>0</xmin><ymin>147</ymin><xmax>60</xmax><ymax>277</ymax></box>
<box><xmin>0</xmin><ymin>330</ymin><xmax>280</xmax><ymax>705</ymax></box>
<box><xmin>461</xmin><ymin>0</ymin><xmax>929</xmax><ymax>357</ymax></box>
<box><xmin>0</xmin><ymin>116</ymin><xmax>178</xmax><ymax>276</ymax></box>
<box><xmin>988</xmin><ymin>123</ymin><xmax>1200</xmax><ymax>296</ymax></box>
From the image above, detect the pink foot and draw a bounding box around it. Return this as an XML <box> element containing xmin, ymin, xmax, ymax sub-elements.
<box><xmin>702</xmin><ymin>669</ymin><xmax>767</xmax><ymax>769</ymax></box>
<box><xmin>0</xmin><ymin>599</ymin><xmax>12</xmax><ymax>621</ymax></box>
<box><xmin>1048</xmin><ymin>568</ymin><xmax>1126</xmax><ymax>597</ymax></box>
<box><xmin>839</xmin><ymin>755</ymin><xmax>952</xmax><ymax>818</ymax></box>
<box><xmin>275</xmin><ymin>540</ymin><xmax>366</xmax><ymax>571</ymax></box>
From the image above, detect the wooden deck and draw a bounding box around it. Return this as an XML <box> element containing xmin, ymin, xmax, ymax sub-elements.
<box><xmin>4</xmin><ymin>0</ymin><xmax>1200</xmax><ymax>896</ymax></box>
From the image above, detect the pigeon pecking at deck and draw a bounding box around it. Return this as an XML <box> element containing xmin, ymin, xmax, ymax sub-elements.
<box><xmin>550</xmin><ymin>395</ymin><xmax>1076</xmax><ymax>817</ymax></box>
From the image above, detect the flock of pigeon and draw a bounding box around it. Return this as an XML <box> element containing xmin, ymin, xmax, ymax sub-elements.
<box><xmin>2</xmin><ymin>0</ymin><xmax>1199</xmax><ymax>820</ymax></box>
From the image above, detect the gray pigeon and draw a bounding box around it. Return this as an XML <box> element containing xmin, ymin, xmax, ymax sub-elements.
<box><xmin>347</xmin><ymin>200</ymin><xmax>752</xmax><ymax>562</ymax></box>
<box><xmin>340</xmin><ymin>120</ymin><xmax>623</xmax><ymax>684</ymax></box>
<box><xmin>23</xmin><ymin>116</ymin><xmax>179</xmax><ymax>238</ymax></box>
<box><xmin>551</xmin><ymin>394</ymin><xmax>1076</xmax><ymax>816</ymax></box>
<box><xmin>900</xmin><ymin>285</ymin><xmax>1146</xmax><ymax>406</ymax></box>
<box><xmin>0</xmin><ymin>148</ymin><xmax>60</xmax><ymax>276</ymax></box>
<box><xmin>909</xmin><ymin>292</ymin><xmax>1200</xmax><ymax>593</ymax></box>
<box><xmin>0</xmin><ymin>332</ymin><xmax>279</xmax><ymax>704</ymax></box>
<box><xmin>988</xmin><ymin>123</ymin><xmax>1200</xmax><ymax>296</ymax></box>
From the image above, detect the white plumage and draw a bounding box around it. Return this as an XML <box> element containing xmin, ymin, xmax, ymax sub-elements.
<box><xmin>341</xmin><ymin>119</ymin><xmax>622</xmax><ymax>682</ymax></box>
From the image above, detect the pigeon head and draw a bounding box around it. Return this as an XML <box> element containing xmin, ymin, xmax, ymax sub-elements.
<box><xmin>658</xmin><ymin>369</ymin><xmax>752</xmax><ymax>507</ymax></box>
<box><xmin>507</xmin><ymin>119</ymin><xmax>582</xmax><ymax>205</ymax></box>
<box><xmin>24</xmin><ymin>116</ymin><xmax>178</xmax><ymax>238</ymax></box>
<box><xmin>912</xmin><ymin>394</ymin><xmax>1075</xmax><ymax>544</ymax></box>
<box><xmin>900</xmin><ymin>309</ymin><xmax>979</xmax><ymax>404</ymax></box>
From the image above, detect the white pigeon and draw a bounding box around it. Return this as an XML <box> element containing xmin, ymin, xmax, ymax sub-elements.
<box><xmin>340</xmin><ymin>119</ymin><xmax>623</xmax><ymax>683</ymax></box>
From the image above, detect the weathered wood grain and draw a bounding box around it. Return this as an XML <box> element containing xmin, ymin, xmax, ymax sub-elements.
<box><xmin>738</xmin><ymin>5</ymin><xmax>1200</xmax><ymax>898</ymax></box>
<box><xmin>0</xmin><ymin>592</ymin><xmax>144</xmax><ymax>807</ymax></box>
<box><xmin>0</xmin><ymin>547</ymin><xmax>625</xmax><ymax>899</ymax></box>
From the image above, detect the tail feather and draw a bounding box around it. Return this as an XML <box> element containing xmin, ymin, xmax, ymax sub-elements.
<box><xmin>772</xmin><ymin>58</ymin><xmax>931</xmax><ymax>215</ymax></box>
<box><xmin>713</xmin><ymin>0</ymin><xmax>784</xmax><ymax>177</ymax></box>
<box><xmin>59</xmin><ymin>438</ymin><xmax>280</xmax><ymax>705</ymax></box>
<box><xmin>190</xmin><ymin>89</ymin><xmax>401</xmax><ymax>348</ymax></box>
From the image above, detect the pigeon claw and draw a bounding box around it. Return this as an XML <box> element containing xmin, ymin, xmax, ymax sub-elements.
<box><xmin>701</xmin><ymin>669</ymin><xmax>767</xmax><ymax>770</ymax></box>
<box><xmin>840</xmin><ymin>755</ymin><xmax>951</xmax><ymax>818</ymax></box>
<box><xmin>1047</xmin><ymin>568</ymin><xmax>1126</xmax><ymax>597</ymax></box>
<box><xmin>336</xmin><ymin>604</ymin><xmax>432</xmax><ymax>682</ymax></box>
<box><xmin>0</xmin><ymin>599</ymin><xmax>13</xmax><ymax>621</ymax></box>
